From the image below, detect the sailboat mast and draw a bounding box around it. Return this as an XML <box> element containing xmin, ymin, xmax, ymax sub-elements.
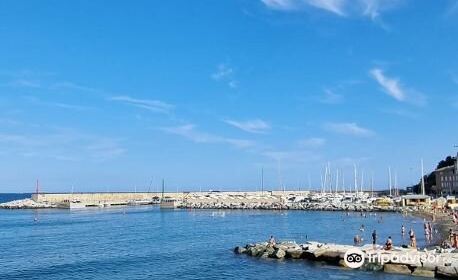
<box><xmin>342</xmin><ymin>171</ymin><xmax>345</xmax><ymax>194</ymax></box>
<box><xmin>371</xmin><ymin>172</ymin><xmax>374</xmax><ymax>197</ymax></box>
<box><xmin>421</xmin><ymin>159</ymin><xmax>425</xmax><ymax>195</ymax></box>
<box><xmin>324</xmin><ymin>165</ymin><xmax>328</xmax><ymax>194</ymax></box>
<box><xmin>161</xmin><ymin>179</ymin><xmax>165</xmax><ymax>199</ymax></box>
<box><xmin>308</xmin><ymin>173</ymin><xmax>311</xmax><ymax>192</ymax></box>
<box><xmin>394</xmin><ymin>171</ymin><xmax>398</xmax><ymax>197</ymax></box>
<box><xmin>320</xmin><ymin>173</ymin><xmax>324</xmax><ymax>194</ymax></box>
<box><xmin>388</xmin><ymin>166</ymin><xmax>392</xmax><ymax>197</ymax></box>
<box><xmin>335</xmin><ymin>169</ymin><xmax>339</xmax><ymax>194</ymax></box>
<box><xmin>371</xmin><ymin>173</ymin><xmax>374</xmax><ymax>198</ymax></box>
<box><xmin>353</xmin><ymin>164</ymin><xmax>358</xmax><ymax>196</ymax></box>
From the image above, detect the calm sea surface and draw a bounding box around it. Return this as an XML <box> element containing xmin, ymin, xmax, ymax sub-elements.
<box><xmin>0</xmin><ymin>195</ymin><xmax>430</xmax><ymax>280</ymax></box>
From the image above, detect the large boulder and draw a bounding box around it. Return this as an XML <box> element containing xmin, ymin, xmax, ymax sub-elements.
<box><xmin>286</xmin><ymin>249</ymin><xmax>304</xmax><ymax>259</ymax></box>
<box><xmin>318</xmin><ymin>248</ymin><xmax>343</xmax><ymax>264</ymax></box>
<box><xmin>246</xmin><ymin>244</ymin><xmax>267</xmax><ymax>257</ymax></box>
<box><xmin>234</xmin><ymin>246</ymin><xmax>246</xmax><ymax>254</ymax></box>
<box><xmin>273</xmin><ymin>248</ymin><xmax>286</xmax><ymax>259</ymax></box>
<box><xmin>412</xmin><ymin>267</ymin><xmax>435</xmax><ymax>278</ymax></box>
<box><xmin>383</xmin><ymin>264</ymin><xmax>412</xmax><ymax>275</ymax></box>
<box><xmin>437</xmin><ymin>266</ymin><xmax>458</xmax><ymax>278</ymax></box>
<box><xmin>362</xmin><ymin>262</ymin><xmax>384</xmax><ymax>271</ymax></box>
<box><xmin>265</xmin><ymin>247</ymin><xmax>275</xmax><ymax>257</ymax></box>
<box><xmin>311</xmin><ymin>248</ymin><xmax>328</xmax><ymax>259</ymax></box>
<box><xmin>246</xmin><ymin>246</ymin><xmax>259</xmax><ymax>257</ymax></box>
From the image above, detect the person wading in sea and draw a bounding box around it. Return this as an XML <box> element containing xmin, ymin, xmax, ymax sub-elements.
<box><xmin>354</xmin><ymin>234</ymin><xmax>362</xmax><ymax>246</ymax></box>
<box><xmin>409</xmin><ymin>228</ymin><xmax>416</xmax><ymax>249</ymax></box>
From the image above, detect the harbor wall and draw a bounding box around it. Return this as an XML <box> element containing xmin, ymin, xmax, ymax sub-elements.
<box><xmin>31</xmin><ymin>190</ymin><xmax>310</xmax><ymax>204</ymax></box>
<box><xmin>32</xmin><ymin>192</ymin><xmax>176</xmax><ymax>203</ymax></box>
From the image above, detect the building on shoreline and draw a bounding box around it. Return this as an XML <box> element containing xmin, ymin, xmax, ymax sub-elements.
<box><xmin>400</xmin><ymin>194</ymin><xmax>431</xmax><ymax>207</ymax></box>
<box><xmin>435</xmin><ymin>154</ymin><xmax>458</xmax><ymax>195</ymax></box>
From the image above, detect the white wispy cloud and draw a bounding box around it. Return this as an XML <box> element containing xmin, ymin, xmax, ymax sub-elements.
<box><xmin>0</xmin><ymin>129</ymin><xmax>125</xmax><ymax>161</ymax></box>
<box><xmin>381</xmin><ymin>108</ymin><xmax>419</xmax><ymax>119</ymax></box>
<box><xmin>319</xmin><ymin>89</ymin><xmax>344</xmax><ymax>104</ymax></box>
<box><xmin>8</xmin><ymin>79</ymin><xmax>42</xmax><ymax>88</ymax></box>
<box><xmin>333</xmin><ymin>156</ymin><xmax>371</xmax><ymax>166</ymax></box>
<box><xmin>298</xmin><ymin>137</ymin><xmax>326</xmax><ymax>148</ymax></box>
<box><xmin>110</xmin><ymin>95</ymin><xmax>174</xmax><ymax>114</ymax></box>
<box><xmin>211</xmin><ymin>64</ymin><xmax>238</xmax><ymax>89</ymax></box>
<box><xmin>370</xmin><ymin>68</ymin><xmax>427</xmax><ymax>106</ymax></box>
<box><xmin>369</xmin><ymin>68</ymin><xmax>405</xmax><ymax>101</ymax></box>
<box><xmin>161</xmin><ymin>124</ymin><xmax>255</xmax><ymax>149</ymax></box>
<box><xmin>1</xmin><ymin>73</ymin><xmax>97</xmax><ymax>94</ymax></box>
<box><xmin>261</xmin><ymin>0</ymin><xmax>298</xmax><ymax>11</ymax></box>
<box><xmin>261</xmin><ymin>0</ymin><xmax>403</xmax><ymax>20</ymax></box>
<box><xmin>24</xmin><ymin>96</ymin><xmax>93</xmax><ymax>111</ymax></box>
<box><xmin>49</xmin><ymin>81</ymin><xmax>99</xmax><ymax>93</ymax></box>
<box><xmin>261</xmin><ymin>149</ymin><xmax>322</xmax><ymax>163</ymax></box>
<box><xmin>262</xmin><ymin>0</ymin><xmax>345</xmax><ymax>15</ymax></box>
<box><xmin>324</xmin><ymin>122</ymin><xmax>375</xmax><ymax>137</ymax></box>
<box><xmin>48</xmin><ymin>102</ymin><xmax>92</xmax><ymax>111</ymax></box>
<box><xmin>307</xmin><ymin>0</ymin><xmax>345</xmax><ymax>16</ymax></box>
<box><xmin>224</xmin><ymin>119</ymin><xmax>271</xmax><ymax>134</ymax></box>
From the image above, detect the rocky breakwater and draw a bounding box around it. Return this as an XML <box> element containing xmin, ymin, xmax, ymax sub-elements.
<box><xmin>181</xmin><ymin>200</ymin><xmax>397</xmax><ymax>212</ymax></box>
<box><xmin>288</xmin><ymin>202</ymin><xmax>397</xmax><ymax>212</ymax></box>
<box><xmin>0</xmin><ymin>198</ymin><xmax>54</xmax><ymax>209</ymax></box>
<box><xmin>234</xmin><ymin>241</ymin><xmax>458</xmax><ymax>278</ymax></box>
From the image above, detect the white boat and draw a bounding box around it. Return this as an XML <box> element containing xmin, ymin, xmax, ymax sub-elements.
<box><xmin>58</xmin><ymin>199</ymin><xmax>86</xmax><ymax>209</ymax></box>
<box><xmin>160</xmin><ymin>197</ymin><xmax>182</xmax><ymax>209</ymax></box>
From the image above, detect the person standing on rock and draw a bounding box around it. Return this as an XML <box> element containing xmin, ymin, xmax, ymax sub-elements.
<box><xmin>268</xmin><ymin>235</ymin><xmax>276</xmax><ymax>247</ymax></box>
<box><xmin>372</xmin><ymin>230</ymin><xmax>377</xmax><ymax>248</ymax></box>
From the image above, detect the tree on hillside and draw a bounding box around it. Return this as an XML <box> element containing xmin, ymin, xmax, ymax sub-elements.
<box><xmin>437</xmin><ymin>156</ymin><xmax>456</xmax><ymax>169</ymax></box>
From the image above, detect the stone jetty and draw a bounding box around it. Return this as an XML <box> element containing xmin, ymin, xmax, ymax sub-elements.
<box><xmin>234</xmin><ymin>240</ymin><xmax>458</xmax><ymax>278</ymax></box>
<box><xmin>0</xmin><ymin>198</ymin><xmax>55</xmax><ymax>209</ymax></box>
<box><xmin>179</xmin><ymin>192</ymin><xmax>399</xmax><ymax>212</ymax></box>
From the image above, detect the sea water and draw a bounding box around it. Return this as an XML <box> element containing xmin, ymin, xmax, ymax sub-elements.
<box><xmin>0</xmin><ymin>201</ymin><xmax>428</xmax><ymax>279</ymax></box>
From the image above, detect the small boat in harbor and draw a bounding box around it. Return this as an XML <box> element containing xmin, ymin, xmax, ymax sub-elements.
<box><xmin>160</xmin><ymin>197</ymin><xmax>182</xmax><ymax>209</ymax></box>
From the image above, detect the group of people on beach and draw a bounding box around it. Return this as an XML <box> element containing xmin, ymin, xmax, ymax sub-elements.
<box><xmin>439</xmin><ymin>210</ymin><xmax>458</xmax><ymax>248</ymax></box>
<box><xmin>350</xmin><ymin>211</ymin><xmax>425</xmax><ymax>250</ymax></box>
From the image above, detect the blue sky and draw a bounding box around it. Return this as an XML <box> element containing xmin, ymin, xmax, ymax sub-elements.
<box><xmin>1</xmin><ymin>0</ymin><xmax>458</xmax><ymax>192</ymax></box>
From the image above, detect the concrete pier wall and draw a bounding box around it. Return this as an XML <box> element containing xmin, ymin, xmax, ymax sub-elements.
<box><xmin>31</xmin><ymin>192</ymin><xmax>179</xmax><ymax>203</ymax></box>
<box><xmin>31</xmin><ymin>190</ymin><xmax>309</xmax><ymax>204</ymax></box>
